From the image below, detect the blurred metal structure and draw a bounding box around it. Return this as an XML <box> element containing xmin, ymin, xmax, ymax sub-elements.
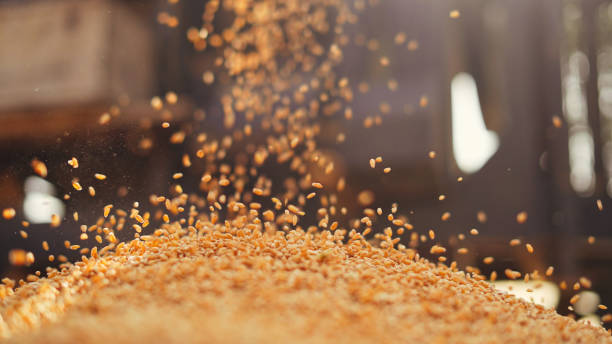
<box><xmin>0</xmin><ymin>0</ymin><xmax>154</xmax><ymax>140</ymax></box>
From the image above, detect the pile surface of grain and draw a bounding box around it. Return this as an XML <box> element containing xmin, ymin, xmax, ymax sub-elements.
<box><xmin>1</xmin><ymin>224</ymin><xmax>610</xmax><ymax>344</ymax></box>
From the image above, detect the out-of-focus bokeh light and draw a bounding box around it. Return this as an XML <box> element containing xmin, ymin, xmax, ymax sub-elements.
<box><xmin>22</xmin><ymin>176</ymin><xmax>65</xmax><ymax>224</ymax></box>
<box><xmin>492</xmin><ymin>281</ymin><xmax>560</xmax><ymax>309</ymax></box>
<box><xmin>451</xmin><ymin>73</ymin><xmax>499</xmax><ymax>174</ymax></box>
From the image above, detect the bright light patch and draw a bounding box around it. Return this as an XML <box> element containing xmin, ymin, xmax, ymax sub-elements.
<box><xmin>569</xmin><ymin>128</ymin><xmax>596</xmax><ymax>195</ymax></box>
<box><xmin>23</xmin><ymin>176</ymin><xmax>65</xmax><ymax>224</ymax></box>
<box><xmin>492</xmin><ymin>281</ymin><xmax>560</xmax><ymax>309</ymax></box>
<box><xmin>451</xmin><ymin>73</ymin><xmax>500</xmax><ymax>174</ymax></box>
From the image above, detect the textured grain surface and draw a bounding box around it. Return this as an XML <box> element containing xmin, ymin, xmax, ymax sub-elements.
<box><xmin>1</xmin><ymin>223</ymin><xmax>610</xmax><ymax>344</ymax></box>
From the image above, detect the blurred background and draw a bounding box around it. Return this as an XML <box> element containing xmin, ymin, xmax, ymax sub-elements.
<box><xmin>0</xmin><ymin>0</ymin><xmax>611</xmax><ymax>325</ymax></box>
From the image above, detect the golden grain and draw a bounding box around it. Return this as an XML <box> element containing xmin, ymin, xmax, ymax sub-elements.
<box><xmin>68</xmin><ymin>157</ymin><xmax>79</xmax><ymax>168</ymax></box>
<box><xmin>588</xmin><ymin>236</ymin><xmax>596</xmax><ymax>245</ymax></box>
<box><xmin>31</xmin><ymin>159</ymin><xmax>47</xmax><ymax>178</ymax></box>
<box><xmin>2</xmin><ymin>208</ymin><xmax>16</xmax><ymax>220</ymax></box>
<box><xmin>71</xmin><ymin>179</ymin><xmax>82</xmax><ymax>191</ymax></box>
<box><xmin>50</xmin><ymin>214</ymin><xmax>61</xmax><ymax>227</ymax></box>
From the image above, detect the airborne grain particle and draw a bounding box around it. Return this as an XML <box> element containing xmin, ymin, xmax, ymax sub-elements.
<box><xmin>596</xmin><ymin>199</ymin><xmax>603</xmax><ymax>211</ymax></box>
<box><xmin>104</xmin><ymin>204</ymin><xmax>113</xmax><ymax>218</ymax></box>
<box><xmin>516</xmin><ymin>211</ymin><xmax>528</xmax><ymax>224</ymax></box>
<box><xmin>95</xmin><ymin>173</ymin><xmax>107</xmax><ymax>180</ymax></box>
<box><xmin>394</xmin><ymin>32</ymin><xmax>406</xmax><ymax>45</ymax></box>
<box><xmin>287</xmin><ymin>204</ymin><xmax>302</xmax><ymax>215</ymax></box>
<box><xmin>526</xmin><ymin>243</ymin><xmax>534</xmax><ymax>254</ymax></box>
<box><xmin>419</xmin><ymin>96</ymin><xmax>428</xmax><ymax>108</ymax></box>
<box><xmin>588</xmin><ymin>236</ymin><xmax>595</xmax><ymax>245</ymax></box>
<box><xmin>428</xmin><ymin>229</ymin><xmax>435</xmax><ymax>240</ymax></box>
<box><xmin>31</xmin><ymin>159</ymin><xmax>47</xmax><ymax>178</ymax></box>
<box><xmin>151</xmin><ymin>96</ymin><xmax>163</xmax><ymax>110</ymax></box>
<box><xmin>441</xmin><ymin>212</ymin><xmax>451</xmax><ymax>221</ymax></box>
<box><xmin>202</xmin><ymin>71</ymin><xmax>215</xmax><ymax>85</ymax></box>
<box><xmin>449</xmin><ymin>10</ymin><xmax>460</xmax><ymax>18</ymax></box>
<box><xmin>579</xmin><ymin>277</ymin><xmax>592</xmax><ymax>289</ymax></box>
<box><xmin>99</xmin><ymin>112</ymin><xmax>111</xmax><ymax>125</ymax></box>
<box><xmin>72</xmin><ymin>179</ymin><xmax>82</xmax><ymax>191</ymax></box>
<box><xmin>357</xmin><ymin>190</ymin><xmax>375</xmax><ymax>206</ymax></box>
<box><xmin>430</xmin><ymin>245</ymin><xmax>446</xmax><ymax>255</ymax></box>
<box><xmin>570</xmin><ymin>294</ymin><xmax>580</xmax><ymax>305</ymax></box>
<box><xmin>477</xmin><ymin>211</ymin><xmax>487</xmax><ymax>223</ymax></box>
<box><xmin>552</xmin><ymin>115</ymin><xmax>563</xmax><ymax>128</ymax></box>
<box><xmin>9</xmin><ymin>250</ymin><xmax>34</xmax><ymax>266</ymax></box>
<box><xmin>68</xmin><ymin>157</ymin><xmax>79</xmax><ymax>168</ymax></box>
<box><xmin>50</xmin><ymin>214</ymin><xmax>61</xmax><ymax>227</ymax></box>
<box><xmin>182</xmin><ymin>154</ymin><xmax>191</xmax><ymax>167</ymax></box>
<box><xmin>505</xmin><ymin>269</ymin><xmax>521</xmax><ymax>280</ymax></box>
<box><xmin>139</xmin><ymin>138</ymin><xmax>153</xmax><ymax>151</ymax></box>
<box><xmin>170</xmin><ymin>131</ymin><xmax>186</xmax><ymax>144</ymax></box>
<box><xmin>2</xmin><ymin>208</ymin><xmax>16</xmax><ymax>220</ymax></box>
<box><xmin>165</xmin><ymin>92</ymin><xmax>178</xmax><ymax>104</ymax></box>
<box><xmin>290</xmin><ymin>137</ymin><xmax>299</xmax><ymax>148</ymax></box>
<box><xmin>407</xmin><ymin>40</ymin><xmax>419</xmax><ymax>51</ymax></box>
<box><xmin>42</xmin><ymin>241</ymin><xmax>49</xmax><ymax>251</ymax></box>
<box><xmin>8</xmin><ymin>249</ymin><xmax>26</xmax><ymax>266</ymax></box>
<box><xmin>469</xmin><ymin>228</ymin><xmax>479</xmax><ymax>236</ymax></box>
